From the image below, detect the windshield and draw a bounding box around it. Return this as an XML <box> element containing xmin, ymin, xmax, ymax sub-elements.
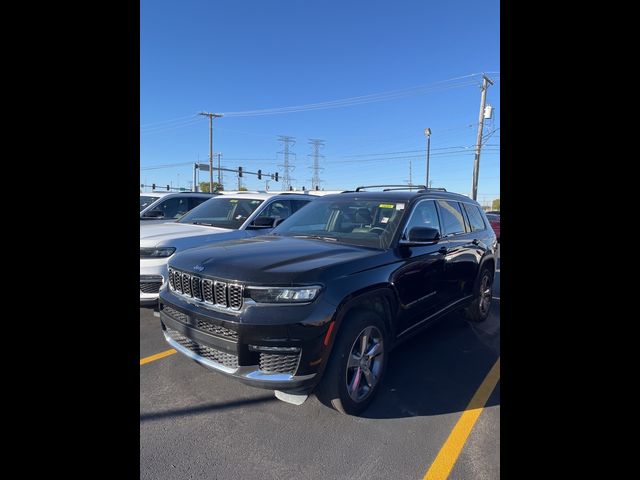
<box><xmin>178</xmin><ymin>197</ymin><xmax>264</xmax><ymax>229</ymax></box>
<box><xmin>140</xmin><ymin>195</ymin><xmax>160</xmax><ymax>212</ymax></box>
<box><xmin>272</xmin><ymin>197</ymin><xmax>407</xmax><ymax>249</ymax></box>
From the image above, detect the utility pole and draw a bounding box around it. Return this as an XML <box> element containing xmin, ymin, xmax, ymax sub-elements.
<box><xmin>199</xmin><ymin>112</ymin><xmax>223</xmax><ymax>193</ymax></box>
<box><xmin>192</xmin><ymin>163</ymin><xmax>197</xmax><ymax>191</ymax></box>
<box><xmin>471</xmin><ymin>75</ymin><xmax>493</xmax><ymax>200</ymax></box>
<box><xmin>278</xmin><ymin>135</ymin><xmax>296</xmax><ymax>191</ymax></box>
<box><xmin>308</xmin><ymin>139</ymin><xmax>325</xmax><ymax>190</ymax></box>
<box><xmin>424</xmin><ymin>128</ymin><xmax>431</xmax><ymax>188</ymax></box>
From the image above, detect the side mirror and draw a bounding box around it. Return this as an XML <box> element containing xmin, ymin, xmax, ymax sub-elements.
<box><xmin>143</xmin><ymin>209</ymin><xmax>164</xmax><ymax>219</ymax></box>
<box><xmin>248</xmin><ymin>216</ymin><xmax>277</xmax><ymax>229</ymax></box>
<box><xmin>400</xmin><ymin>227</ymin><xmax>440</xmax><ymax>245</ymax></box>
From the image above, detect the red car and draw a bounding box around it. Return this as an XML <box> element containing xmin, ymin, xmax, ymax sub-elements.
<box><xmin>486</xmin><ymin>213</ymin><xmax>500</xmax><ymax>242</ymax></box>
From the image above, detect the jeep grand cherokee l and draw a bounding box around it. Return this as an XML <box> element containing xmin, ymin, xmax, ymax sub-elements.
<box><xmin>158</xmin><ymin>187</ymin><xmax>497</xmax><ymax>415</ymax></box>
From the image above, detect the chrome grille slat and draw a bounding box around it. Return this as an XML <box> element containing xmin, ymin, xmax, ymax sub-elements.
<box><xmin>175</xmin><ymin>271</ymin><xmax>183</xmax><ymax>294</ymax></box>
<box><xmin>182</xmin><ymin>273</ymin><xmax>192</xmax><ymax>297</ymax></box>
<box><xmin>168</xmin><ymin>270</ymin><xmax>175</xmax><ymax>290</ymax></box>
<box><xmin>214</xmin><ymin>281</ymin><xmax>227</xmax><ymax>307</ymax></box>
<box><xmin>191</xmin><ymin>276</ymin><xmax>202</xmax><ymax>300</ymax></box>
<box><xmin>202</xmin><ymin>279</ymin><xmax>214</xmax><ymax>303</ymax></box>
<box><xmin>228</xmin><ymin>284</ymin><xmax>244</xmax><ymax>310</ymax></box>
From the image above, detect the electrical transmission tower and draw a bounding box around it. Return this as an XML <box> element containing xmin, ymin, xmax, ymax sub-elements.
<box><xmin>308</xmin><ymin>139</ymin><xmax>325</xmax><ymax>191</ymax></box>
<box><xmin>277</xmin><ymin>135</ymin><xmax>296</xmax><ymax>190</ymax></box>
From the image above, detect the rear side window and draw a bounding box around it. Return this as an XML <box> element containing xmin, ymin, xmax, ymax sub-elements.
<box><xmin>463</xmin><ymin>204</ymin><xmax>487</xmax><ymax>231</ymax></box>
<box><xmin>189</xmin><ymin>197</ymin><xmax>210</xmax><ymax>209</ymax></box>
<box><xmin>291</xmin><ymin>199</ymin><xmax>312</xmax><ymax>213</ymax></box>
<box><xmin>437</xmin><ymin>200</ymin><xmax>467</xmax><ymax>236</ymax></box>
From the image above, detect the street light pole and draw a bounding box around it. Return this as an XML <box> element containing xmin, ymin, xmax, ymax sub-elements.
<box><xmin>424</xmin><ymin>128</ymin><xmax>431</xmax><ymax>188</ymax></box>
<box><xmin>199</xmin><ymin>112</ymin><xmax>223</xmax><ymax>192</ymax></box>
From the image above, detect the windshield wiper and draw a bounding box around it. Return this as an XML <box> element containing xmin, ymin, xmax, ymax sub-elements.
<box><xmin>292</xmin><ymin>234</ymin><xmax>339</xmax><ymax>242</ymax></box>
<box><xmin>190</xmin><ymin>221</ymin><xmax>216</xmax><ymax>226</ymax></box>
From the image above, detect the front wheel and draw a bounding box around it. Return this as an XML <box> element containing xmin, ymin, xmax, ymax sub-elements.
<box><xmin>464</xmin><ymin>267</ymin><xmax>493</xmax><ymax>323</ymax></box>
<box><xmin>315</xmin><ymin>311</ymin><xmax>388</xmax><ymax>415</ymax></box>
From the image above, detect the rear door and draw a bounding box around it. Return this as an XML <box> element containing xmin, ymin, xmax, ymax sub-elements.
<box><xmin>435</xmin><ymin>200</ymin><xmax>478</xmax><ymax>305</ymax></box>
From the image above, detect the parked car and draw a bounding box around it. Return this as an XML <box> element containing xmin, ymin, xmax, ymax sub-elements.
<box><xmin>486</xmin><ymin>213</ymin><xmax>500</xmax><ymax>241</ymax></box>
<box><xmin>158</xmin><ymin>186</ymin><xmax>497</xmax><ymax>415</ymax></box>
<box><xmin>140</xmin><ymin>192</ymin><xmax>315</xmax><ymax>306</ymax></box>
<box><xmin>140</xmin><ymin>192</ymin><xmax>216</xmax><ymax>225</ymax></box>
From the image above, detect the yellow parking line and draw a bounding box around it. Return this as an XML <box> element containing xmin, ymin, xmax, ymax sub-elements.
<box><xmin>423</xmin><ymin>357</ymin><xmax>500</xmax><ymax>480</ymax></box>
<box><xmin>140</xmin><ymin>349</ymin><xmax>177</xmax><ymax>365</ymax></box>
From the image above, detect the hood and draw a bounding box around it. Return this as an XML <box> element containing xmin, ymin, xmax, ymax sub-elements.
<box><xmin>169</xmin><ymin>235</ymin><xmax>387</xmax><ymax>284</ymax></box>
<box><xmin>140</xmin><ymin>222</ymin><xmax>234</xmax><ymax>248</ymax></box>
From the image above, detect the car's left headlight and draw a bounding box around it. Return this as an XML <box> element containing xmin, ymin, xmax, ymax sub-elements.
<box><xmin>246</xmin><ymin>285</ymin><xmax>322</xmax><ymax>304</ymax></box>
<box><xmin>140</xmin><ymin>247</ymin><xmax>176</xmax><ymax>258</ymax></box>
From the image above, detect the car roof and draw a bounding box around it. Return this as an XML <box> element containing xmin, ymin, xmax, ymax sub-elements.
<box><xmin>313</xmin><ymin>189</ymin><xmax>480</xmax><ymax>205</ymax></box>
<box><xmin>140</xmin><ymin>192</ymin><xmax>215</xmax><ymax>198</ymax></box>
<box><xmin>209</xmin><ymin>192</ymin><xmax>315</xmax><ymax>201</ymax></box>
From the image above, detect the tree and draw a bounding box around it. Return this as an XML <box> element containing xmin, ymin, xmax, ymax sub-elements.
<box><xmin>238</xmin><ymin>186</ymin><xmax>248</xmax><ymax>191</ymax></box>
<box><xmin>199</xmin><ymin>181</ymin><xmax>224</xmax><ymax>193</ymax></box>
<box><xmin>492</xmin><ymin>198</ymin><xmax>500</xmax><ymax>211</ymax></box>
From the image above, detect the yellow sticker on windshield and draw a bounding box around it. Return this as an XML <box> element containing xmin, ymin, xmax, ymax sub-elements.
<box><xmin>379</xmin><ymin>204</ymin><xmax>394</xmax><ymax>209</ymax></box>
<box><xmin>229</xmin><ymin>199</ymin><xmax>238</xmax><ymax>203</ymax></box>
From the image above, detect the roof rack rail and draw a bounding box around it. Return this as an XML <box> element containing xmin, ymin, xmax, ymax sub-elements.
<box><xmin>355</xmin><ymin>184</ymin><xmax>426</xmax><ymax>192</ymax></box>
<box><xmin>418</xmin><ymin>187</ymin><xmax>447</xmax><ymax>192</ymax></box>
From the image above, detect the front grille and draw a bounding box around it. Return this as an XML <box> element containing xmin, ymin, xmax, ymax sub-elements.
<box><xmin>140</xmin><ymin>282</ymin><xmax>162</xmax><ymax>294</ymax></box>
<box><xmin>259</xmin><ymin>352</ymin><xmax>300</xmax><ymax>375</ymax></box>
<box><xmin>162</xmin><ymin>305</ymin><xmax>189</xmax><ymax>324</ymax></box>
<box><xmin>168</xmin><ymin>268</ymin><xmax>244</xmax><ymax>311</ymax></box>
<box><xmin>166</xmin><ymin>327</ymin><xmax>238</xmax><ymax>369</ymax></box>
<box><xmin>195</xmin><ymin>320</ymin><xmax>239</xmax><ymax>341</ymax></box>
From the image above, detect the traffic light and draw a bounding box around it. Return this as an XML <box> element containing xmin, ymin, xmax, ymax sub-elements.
<box><xmin>238</xmin><ymin>166</ymin><xmax>243</xmax><ymax>177</ymax></box>
<box><xmin>152</xmin><ymin>183</ymin><xmax>156</xmax><ymax>190</ymax></box>
<box><xmin>257</xmin><ymin>169</ymin><xmax>262</xmax><ymax>180</ymax></box>
<box><xmin>166</xmin><ymin>185</ymin><xmax>170</xmax><ymax>191</ymax></box>
<box><xmin>274</xmin><ymin>172</ymin><xmax>279</xmax><ymax>182</ymax></box>
<box><xmin>140</xmin><ymin>184</ymin><xmax>144</xmax><ymax>188</ymax></box>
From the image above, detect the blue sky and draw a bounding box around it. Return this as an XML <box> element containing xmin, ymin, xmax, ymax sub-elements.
<box><xmin>141</xmin><ymin>0</ymin><xmax>500</xmax><ymax>205</ymax></box>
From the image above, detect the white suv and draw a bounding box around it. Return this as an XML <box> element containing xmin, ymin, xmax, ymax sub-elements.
<box><xmin>140</xmin><ymin>192</ymin><xmax>315</xmax><ymax>306</ymax></box>
<box><xmin>140</xmin><ymin>192</ymin><xmax>215</xmax><ymax>225</ymax></box>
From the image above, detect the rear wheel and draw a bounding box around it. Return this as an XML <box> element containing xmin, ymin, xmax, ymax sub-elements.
<box><xmin>315</xmin><ymin>311</ymin><xmax>388</xmax><ymax>415</ymax></box>
<box><xmin>464</xmin><ymin>267</ymin><xmax>493</xmax><ymax>323</ymax></box>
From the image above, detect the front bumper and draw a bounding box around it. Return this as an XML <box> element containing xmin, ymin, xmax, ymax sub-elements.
<box><xmin>140</xmin><ymin>257</ymin><xmax>170</xmax><ymax>304</ymax></box>
<box><xmin>158</xmin><ymin>289</ymin><xmax>336</xmax><ymax>393</ymax></box>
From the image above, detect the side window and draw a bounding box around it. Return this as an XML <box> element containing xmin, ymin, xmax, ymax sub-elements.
<box><xmin>402</xmin><ymin>200</ymin><xmax>440</xmax><ymax>239</ymax></box>
<box><xmin>257</xmin><ymin>200</ymin><xmax>293</xmax><ymax>220</ymax></box>
<box><xmin>290</xmin><ymin>199</ymin><xmax>312</xmax><ymax>213</ymax></box>
<box><xmin>188</xmin><ymin>197</ymin><xmax>209</xmax><ymax>210</ymax></box>
<box><xmin>463</xmin><ymin>204</ymin><xmax>486</xmax><ymax>231</ymax></box>
<box><xmin>436</xmin><ymin>200</ymin><xmax>466</xmax><ymax>236</ymax></box>
<box><xmin>152</xmin><ymin>197</ymin><xmax>189</xmax><ymax>219</ymax></box>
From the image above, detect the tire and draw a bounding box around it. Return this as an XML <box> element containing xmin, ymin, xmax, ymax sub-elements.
<box><xmin>464</xmin><ymin>266</ymin><xmax>494</xmax><ymax>323</ymax></box>
<box><xmin>315</xmin><ymin>310</ymin><xmax>388</xmax><ymax>415</ymax></box>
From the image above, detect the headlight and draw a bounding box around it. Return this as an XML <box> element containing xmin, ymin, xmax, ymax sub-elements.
<box><xmin>246</xmin><ymin>286</ymin><xmax>321</xmax><ymax>304</ymax></box>
<box><xmin>140</xmin><ymin>247</ymin><xmax>176</xmax><ymax>258</ymax></box>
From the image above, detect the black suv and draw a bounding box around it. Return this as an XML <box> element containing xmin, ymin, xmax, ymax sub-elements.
<box><xmin>158</xmin><ymin>186</ymin><xmax>497</xmax><ymax>415</ymax></box>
